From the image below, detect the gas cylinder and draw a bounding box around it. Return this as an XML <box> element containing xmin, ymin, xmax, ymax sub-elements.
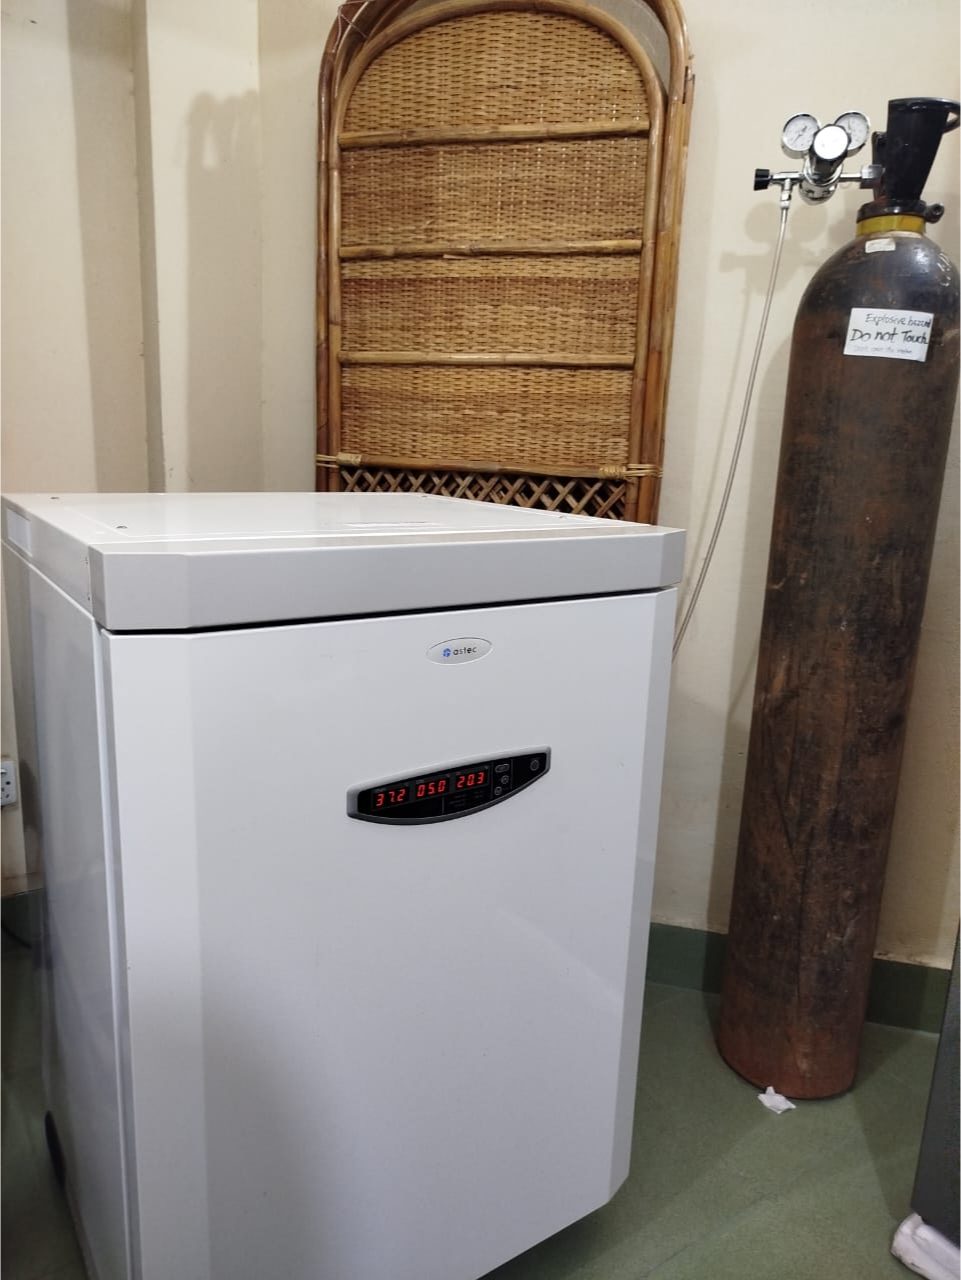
<box><xmin>718</xmin><ymin>98</ymin><xmax>960</xmax><ymax>1099</ymax></box>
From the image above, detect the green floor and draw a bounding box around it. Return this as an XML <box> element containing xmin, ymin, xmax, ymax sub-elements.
<box><xmin>2</xmin><ymin>930</ymin><xmax>934</xmax><ymax>1280</ymax></box>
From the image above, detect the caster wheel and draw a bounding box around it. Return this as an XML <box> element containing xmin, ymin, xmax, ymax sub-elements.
<box><xmin>44</xmin><ymin>1111</ymin><xmax>66</xmax><ymax>1189</ymax></box>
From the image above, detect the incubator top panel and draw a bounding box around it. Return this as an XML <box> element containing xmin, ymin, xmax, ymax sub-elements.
<box><xmin>2</xmin><ymin>492</ymin><xmax>684</xmax><ymax>630</ymax></box>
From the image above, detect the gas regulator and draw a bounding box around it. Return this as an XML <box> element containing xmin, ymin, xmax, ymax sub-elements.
<box><xmin>754</xmin><ymin>110</ymin><xmax>882</xmax><ymax>207</ymax></box>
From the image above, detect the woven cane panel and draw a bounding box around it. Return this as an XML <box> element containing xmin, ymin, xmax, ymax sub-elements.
<box><xmin>343</xmin><ymin>11</ymin><xmax>648</xmax><ymax>132</ymax></box>
<box><xmin>339</xmin><ymin>465</ymin><xmax>629</xmax><ymax>519</ymax></box>
<box><xmin>341</xmin><ymin>256</ymin><xmax>641</xmax><ymax>356</ymax></box>
<box><xmin>340</xmin><ymin>137</ymin><xmax>647</xmax><ymax>247</ymax></box>
<box><xmin>341</xmin><ymin>366</ymin><xmax>631</xmax><ymax>467</ymax></box>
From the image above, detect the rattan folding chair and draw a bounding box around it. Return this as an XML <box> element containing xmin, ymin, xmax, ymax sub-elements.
<box><xmin>317</xmin><ymin>0</ymin><xmax>693</xmax><ymax>521</ymax></box>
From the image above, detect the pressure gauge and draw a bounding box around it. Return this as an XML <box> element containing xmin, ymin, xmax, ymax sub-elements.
<box><xmin>833</xmin><ymin>111</ymin><xmax>870</xmax><ymax>155</ymax></box>
<box><xmin>781</xmin><ymin>113</ymin><xmax>820</xmax><ymax>158</ymax></box>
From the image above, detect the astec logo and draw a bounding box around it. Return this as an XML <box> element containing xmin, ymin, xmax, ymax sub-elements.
<box><xmin>427</xmin><ymin>638</ymin><xmax>492</xmax><ymax>664</ymax></box>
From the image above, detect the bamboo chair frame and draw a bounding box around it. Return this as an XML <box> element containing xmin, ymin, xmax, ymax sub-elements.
<box><xmin>316</xmin><ymin>0</ymin><xmax>693</xmax><ymax>521</ymax></box>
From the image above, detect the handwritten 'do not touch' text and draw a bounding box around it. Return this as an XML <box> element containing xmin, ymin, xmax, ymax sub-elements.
<box><xmin>843</xmin><ymin>307</ymin><xmax>934</xmax><ymax>363</ymax></box>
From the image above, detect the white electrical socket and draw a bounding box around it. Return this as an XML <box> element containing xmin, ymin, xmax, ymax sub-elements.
<box><xmin>0</xmin><ymin>760</ymin><xmax>18</xmax><ymax>808</ymax></box>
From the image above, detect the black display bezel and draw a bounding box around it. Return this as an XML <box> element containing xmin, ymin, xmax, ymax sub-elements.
<box><xmin>347</xmin><ymin>750</ymin><xmax>551</xmax><ymax>824</ymax></box>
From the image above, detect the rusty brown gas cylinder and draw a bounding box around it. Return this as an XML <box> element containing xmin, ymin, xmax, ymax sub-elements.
<box><xmin>717</xmin><ymin>215</ymin><xmax>960</xmax><ymax>1098</ymax></box>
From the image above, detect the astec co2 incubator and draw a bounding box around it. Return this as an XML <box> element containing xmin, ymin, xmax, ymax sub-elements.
<box><xmin>2</xmin><ymin>491</ymin><xmax>683</xmax><ymax>1280</ymax></box>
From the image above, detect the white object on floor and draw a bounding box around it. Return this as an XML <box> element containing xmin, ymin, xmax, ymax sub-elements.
<box><xmin>758</xmin><ymin>1086</ymin><xmax>796</xmax><ymax>1114</ymax></box>
<box><xmin>2</xmin><ymin>492</ymin><xmax>683</xmax><ymax>1280</ymax></box>
<box><xmin>892</xmin><ymin>1213</ymin><xmax>961</xmax><ymax>1280</ymax></box>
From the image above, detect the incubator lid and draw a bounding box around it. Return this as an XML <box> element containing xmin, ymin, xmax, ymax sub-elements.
<box><xmin>1</xmin><ymin>492</ymin><xmax>684</xmax><ymax>631</ymax></box>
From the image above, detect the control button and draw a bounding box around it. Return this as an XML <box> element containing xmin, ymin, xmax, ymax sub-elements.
<box><xmin>529</xmin><ymin>758</ymin><xmax>541</xmax><ymax>772</ymax></box>
<box><xmin>494</xmin><ymin>786</ymin><xmax>503</xmax><ymax>796</ymax></box>
<box><xmin>495</xmin><ymin>762</ymin><xmax>510</xmax><ymax>774</ymax></box>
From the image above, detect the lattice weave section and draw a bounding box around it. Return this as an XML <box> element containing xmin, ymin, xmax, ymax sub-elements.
<box><xmin>338</xmin><ymin>466</ymin><xmax>629</xmax><ymax>519</ymax></box>
<box><xmin>344</xmin><ymin>11</ymin><xmax>649</xmax><ymax>131</ymax></box>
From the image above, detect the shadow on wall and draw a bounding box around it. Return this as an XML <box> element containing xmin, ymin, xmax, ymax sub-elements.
<box><xmin>186</xmin><ymin>91</ymin><xmax>263</xmax><ymax>491</ymax></box>
<box><xmin>65</xmin><ymin>10</ymin><xmax>264</xmax><ymax>493</ymax></box>
<box><xmin>66</xmin><ymin>0</ymin><xmax>149</xmax><ymax>492</ymax></box>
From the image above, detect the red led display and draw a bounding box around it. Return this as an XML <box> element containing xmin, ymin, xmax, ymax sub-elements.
<box><xmin>375</xmin><ymin>770</ymin><xmax>490</xmax><ymax>808</ymax></box>
<box><xmin>362</xmin><ymin>761</ymin><xmax>494</xmax><ymax>816</ymax></box>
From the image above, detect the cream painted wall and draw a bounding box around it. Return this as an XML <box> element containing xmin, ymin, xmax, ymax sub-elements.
<box><xmin>1</xmin><ymin>0</ymin><xmax>958</xmax><ymax>964</ymax></box>
<box><xmin>656</xmin><ymin>0</ymin><xmax>960</xmax><ymax>966</ymax></box>
<box><xmin>1</xmin><ymin>0</ymin><xmax>147</xmax><ymax>885</ymax></box>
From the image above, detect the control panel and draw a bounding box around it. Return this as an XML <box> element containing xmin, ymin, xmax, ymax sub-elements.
<box><xmin>348</xmin><ymin>750</ymin><xmax>550</xmax><ymax>824</ymax></box>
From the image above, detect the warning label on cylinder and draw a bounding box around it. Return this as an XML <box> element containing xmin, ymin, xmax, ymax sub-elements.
<box><xmin>843</xmin><ymin>308</ymin><xmax>933</xmax><ymax>362</ymax></box>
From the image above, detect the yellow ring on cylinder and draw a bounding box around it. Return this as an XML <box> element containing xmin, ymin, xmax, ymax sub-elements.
<box><xmin>856</xmin><ymin>214</ymin><xmax>926</xmax><ymax>236</ymax></box>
